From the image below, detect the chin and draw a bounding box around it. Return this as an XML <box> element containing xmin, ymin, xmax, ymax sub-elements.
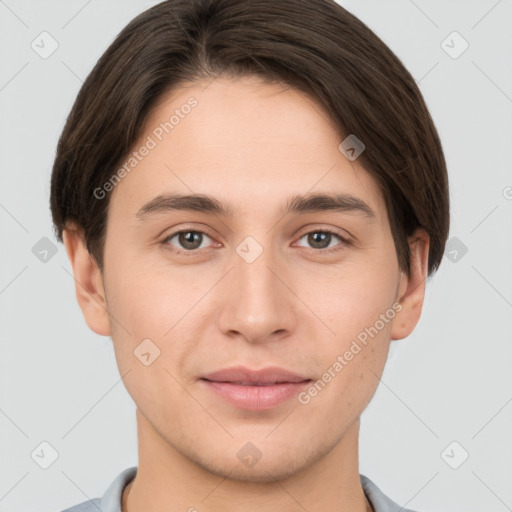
<box><xmin>199</xmin><ymin>458</ymin><xmax>308</xmax><ymax>483</ymax></box>
<box><xmin>187</xmin><ymin>441</ymin><xmax>326</xmax><ymax>484</ymax></box>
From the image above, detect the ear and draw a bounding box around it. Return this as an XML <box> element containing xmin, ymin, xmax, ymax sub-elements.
<box><xmin>62</xmin><ymin>223</ymin><xmax>111</xmax><ymax>336</ymax></box>
<box><xmin>390</xmin><ymin>229</ymin><xmax>430</xmax><ymax>341</ymax></box>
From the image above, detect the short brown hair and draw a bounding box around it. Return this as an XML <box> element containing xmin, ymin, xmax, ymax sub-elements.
<box><xmin>50</xmin><ymin>0</ymin><xmax>450</xmax><ymax>276</ymax></box>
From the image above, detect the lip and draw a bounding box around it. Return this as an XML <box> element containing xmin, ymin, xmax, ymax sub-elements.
<box><xmin>200</xmin><ymin>366</ymin><xmax>312</xmax><ymax>411</ymax></box>
<box><xmin>202</xmin><ymin>365</ymin><xmax>310</xmax><ymax>384</ymax></box>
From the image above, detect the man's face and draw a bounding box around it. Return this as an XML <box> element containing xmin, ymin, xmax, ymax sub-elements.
<box><xmin>96</xmin><ymin>75</ymin><xmax>410</xmax><ymax>481</ymax></box>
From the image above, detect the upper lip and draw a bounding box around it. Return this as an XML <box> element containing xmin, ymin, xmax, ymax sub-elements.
<box><xmin>201</xmin><ymin>366</ymin><xmax>311</xmax><ymax>384</ymax></box>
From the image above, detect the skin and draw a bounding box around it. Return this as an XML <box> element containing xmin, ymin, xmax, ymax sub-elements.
<box><xmin>63</xmin><ymin>75</ymin><xmax>429</xmax><ymax>512</ymax></box>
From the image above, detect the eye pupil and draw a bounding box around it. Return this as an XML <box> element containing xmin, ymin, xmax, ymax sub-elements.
<box><xmin>308</xmin><ymin>232</ymin><xmax>331</xmax><ymax>249</ymax></box>
<box><xmin>179</xmin><ymin>231</ymin><xmax>202</xmax><ymax>250</ymax></box>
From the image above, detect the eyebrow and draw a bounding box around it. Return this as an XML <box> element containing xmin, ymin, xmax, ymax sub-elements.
<box><xmin>135</xmin><ymin>192</ymin><xmax>376</xmax><ymax>221</ymax></box>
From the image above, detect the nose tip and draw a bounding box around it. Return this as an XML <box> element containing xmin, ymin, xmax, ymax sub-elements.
<box><xmin>216</xmin><ymin>255</ymin><xmax>297</xmax><ymax>344</ymax></box>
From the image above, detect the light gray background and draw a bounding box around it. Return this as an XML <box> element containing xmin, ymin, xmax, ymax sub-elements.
<box><xmin>1</xmin><ymin>1</ymin><xmax>511</xmax><ymax>511</ymax></box>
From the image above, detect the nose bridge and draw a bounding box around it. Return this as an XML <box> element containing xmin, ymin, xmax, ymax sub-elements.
<box><xmin>217</xmin><ymin>236</ymin><xmax>295</xmax><ymax>342</ymax></box>
<box><xmin>235</xmin><ymin>241</ymin><xmax>284</xmax><ymax>314</ymax></box>
<box><xmin>238</xmin><ymin>253</ymin><xmax>279</xmax><ymax>306</ymax></box>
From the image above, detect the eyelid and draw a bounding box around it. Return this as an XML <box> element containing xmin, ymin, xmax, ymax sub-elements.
<box><xmin>295</xmin><ymin>224</ymin><xmax>352</xmax><ymax>243</ymax></box>
<box><xmin>161</xmin><ymin>225</ymin><xmax>220</xmax><ymax>253</ymax></box>
<box><xmin>293</xmin><ymin>227</ymin><xmax>351</xmax><ymax>251</ymax></box>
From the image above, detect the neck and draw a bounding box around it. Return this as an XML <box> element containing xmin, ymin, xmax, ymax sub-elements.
<box><xmin>123</xmin><ymin>409</ymin><xmax>372</xmax><ymax>512</ymax></box>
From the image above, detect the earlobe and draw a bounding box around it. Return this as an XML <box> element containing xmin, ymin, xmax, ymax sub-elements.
<box><xmin>390</xmin><ymin>229</ymin><xmax>430</xmax><ymax>341</ymax></box>
<box><xmin>62</xmin><ymin>224</ymin><xmax>111</xmax><ymax>336</ymax></box>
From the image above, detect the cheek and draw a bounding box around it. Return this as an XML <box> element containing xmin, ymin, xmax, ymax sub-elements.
<box><xmin>104</xmin><ymin>251</ymin><xmax>198</xmax><ymax>333</ymax></box>
<box><xmin>298</xmin><ymin>260</ymin><xmax>397</xmax><ymax>405</ymax></box>
<box><xmin>105</xmin><ymin>273</ymin><xmax>194</xmax><ymax>414</ymax></box>
<box><xmin>105</xmin><ymin>260</ymin><xmax>210</xmax><ymax>383</ymax></box>
<box><xmin>298</xmin><ymin>285</ymin><xmax>395</xmax><ymax>424</ymax></box>
<box><xmin>306</xmin><ymin>260</ymin><xmax>397</xmax><ymax>338</ymax></box>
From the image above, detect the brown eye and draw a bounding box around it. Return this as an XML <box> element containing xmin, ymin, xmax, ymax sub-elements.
<box><xmin>296</xmin><ymin>230</ymin><xmax>347</xmax><ymax>251</ymax></box>
<box><xmin>307</xmin><ymin>232</ymin><xmax>333</xmax><ymax>249</ymax></box>
<box><xmin>164</xmin><ymin>230</ymin><xmax>213</xmax><ymax>252</ymax></box>
<box><xmin>178</xmin><ymin>231</ymin><xmax>203</xmax><ymax>250</ymax></box>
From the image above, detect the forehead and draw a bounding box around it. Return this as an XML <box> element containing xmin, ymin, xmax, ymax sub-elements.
<box><xmin>108</xmin><ymin>75</ymin><xmax>386</xmax><ymax>221</ymax></box>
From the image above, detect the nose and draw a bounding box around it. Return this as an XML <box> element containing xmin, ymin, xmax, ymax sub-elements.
<box><xmin>216</xmin><ymin>243</ymin><xmax>298</xmax><ymax>344</ymax></box>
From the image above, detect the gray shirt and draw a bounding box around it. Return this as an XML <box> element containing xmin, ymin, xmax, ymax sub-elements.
<box><xmin>61</xmin><ymin>466</ymin><xmax>418</xmax><ymax>512</ymax></box>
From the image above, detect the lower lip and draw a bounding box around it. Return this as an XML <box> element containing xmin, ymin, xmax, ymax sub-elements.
<box><xmin>201</xmin><ymin>379</ymin><xmax>311</xmax><ymax>411</ymax></box>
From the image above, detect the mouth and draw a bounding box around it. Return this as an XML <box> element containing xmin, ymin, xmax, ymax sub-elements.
<box><xmin>204</xmin><ymin>381</ymin><xmax>304</xmax><ymax>386</ymax></box>
<box><xmin>200</xmin><ymin>366</ymin><xmax>312</xmax><ymax>410</ymax></box>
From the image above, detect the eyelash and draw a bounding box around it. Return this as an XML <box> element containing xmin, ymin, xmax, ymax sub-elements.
<box><xmin>161</xmin><ymin>227</ymin><xmax>351</xmax><ymax>256</ymax></box>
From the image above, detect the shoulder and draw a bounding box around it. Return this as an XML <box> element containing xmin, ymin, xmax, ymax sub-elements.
<box><xmin>60</xmin><ymin>498</ymin><xmax>102</xmax><ymax>512</ymax></box>
<box><xmin>59</xmin><ymin>467</ymin><xmax>137</xmax><ymax>512</ymax></box>
<box><xmin>360</xmin><ymin>474</ymin><xmax>420</xmax><ymax>512</ymax></box>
